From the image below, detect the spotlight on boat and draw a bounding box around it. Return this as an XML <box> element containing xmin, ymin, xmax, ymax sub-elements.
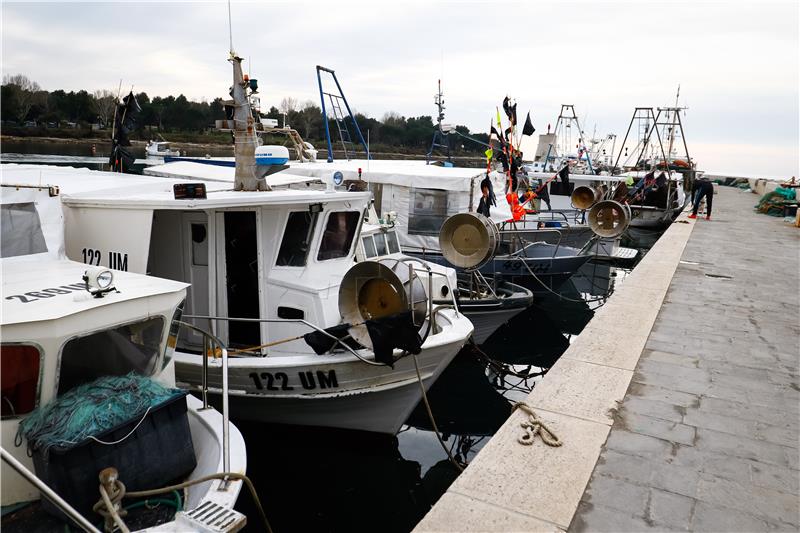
<box><xmin>587</xmin><ymin>200</ymin><xmax>630</xmax><ymax>238</ymax></box>
<box><xmin>439</xmin><ymin>212</ymin><xmax>499</xmax><ymax>269</ymax></box>
<box><xmin>83</xmin><ymin>267</ymin><xmax>115</xmax><ymax>298</ymax></box>
<box><xmin>338</xmin><ymin>259</ymin><xmax>428</xmax><ymax>349</ymax></box>
<box><xmin>570</xmin><ymin>185</ymin><xmax>600</xmax><ymax>210</ymax></box>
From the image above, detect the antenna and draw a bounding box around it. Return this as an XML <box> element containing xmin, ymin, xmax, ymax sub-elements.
<box><xmin>227</xmin><ymin>0</ymin><xmax>234</xmax><ymax>54</ymax></box>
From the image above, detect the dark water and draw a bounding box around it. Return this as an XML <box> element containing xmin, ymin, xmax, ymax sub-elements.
<box><xmin>1</xmin><ymin>145</ymin><xmax>663</xmax><ymax>532</ymax></box>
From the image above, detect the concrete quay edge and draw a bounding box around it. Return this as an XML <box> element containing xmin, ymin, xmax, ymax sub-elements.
<box><xmin>414</xmin><ymin>213</ymin><xmax>696</xmax><ymax>532</ymax></box>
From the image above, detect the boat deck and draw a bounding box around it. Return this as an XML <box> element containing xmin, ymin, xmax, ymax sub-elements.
<box><xmin>414</xmin><ymin>186</ymin><xmax>800</xmax><ymax>531</ymax></box>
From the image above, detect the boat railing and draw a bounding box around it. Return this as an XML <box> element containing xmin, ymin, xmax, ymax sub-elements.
<box><xmin>183</xmin><ymin>265</ymin><xmax>460</xmax><ymax>359</ymax></box>
<box><xmin>172</xmin><ymin>320</ymin><xmax>232</xmax><ymax>488</ymax></box>
<box><xmin>498</xmin><ymin>226</ymin><xmax>564</xmax><ymax>260</ymax></box>
<box><xmin>1</xmin><ymin>446</ymin><xmax>102</xmax><ymax>533</ymax></box>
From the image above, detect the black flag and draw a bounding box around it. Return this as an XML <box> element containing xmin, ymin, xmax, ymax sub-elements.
<box><xmin>502</xmin><ymin>96</ymin><xmax>517</xmax><ymax>125</ymax></box>
<box><xmin>522</xmin><ymin>112</ymin><xmax>535</xmax><ymax>136</ymax></box>
<box><xmin>558</xmin><ymin>165</ymin><xmax>570</xmax><ymax>188</ymax></box>
<box><xmin>110</xmin><ymin>91</ymin><xmax>141</xmax><ymax>173</ymax></box>
<box><xmin>490</xmin><ymin>125</ymin><xmax>502</xmax><ymax>140</ymax></box>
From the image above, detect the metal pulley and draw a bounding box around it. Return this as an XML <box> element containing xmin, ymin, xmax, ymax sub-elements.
<box><xmin>587</xmin><ymin>200</ymin><xmax>630</xmax><ymax>237</ymax></box>
<box><xmin>439</xmin><ymin>213</ymin><xmax>499</xmax><ymax>269</ymax></box>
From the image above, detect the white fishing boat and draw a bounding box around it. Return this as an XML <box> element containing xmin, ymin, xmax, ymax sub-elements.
<box><xmin>146</xmin><ymin>141</ymin><xmax>180</xmax><ymax>157</ymax></box>
<box><xmin>0</xmin><ymin>54</ymin><xmax>473</xmax><ymax>436</ymax></box>
<box><xmin>0</xmin><ymin>185</ymin><xmax>250</xmax><ymax>532</ymax></box>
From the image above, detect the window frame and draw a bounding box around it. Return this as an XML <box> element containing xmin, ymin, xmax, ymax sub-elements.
<box><xmin>55</xmin><ymin>316</ymin><xmax>168</xmax><ymax>397</ymax></box>
<box><xmin>316</xmin><ymin>210</ymin><xmax>362</xmax><ymax>262</ymax></box>
<box><xmin>0</xmin><ymin>342</ymin><xmax>44</xmax><ymax>420</ymax></box>
<box><xmin>408</xmin><ymin>188</ymin><xmax>450</xmax><ymax>236</ymax></box>
<box><xmin>361</xmin><ymin>235</ymin><xmax>377</xmax><ymax>258</ymax></box>
<box><xmin>274</xmin><ymin>210</ymin><xmax>319</xmax><ymax>268</ymax></box>
<box><xmin>386</xmin><ymin>230</ymin><xmax>401</xmax><ymax>254</ymax></box>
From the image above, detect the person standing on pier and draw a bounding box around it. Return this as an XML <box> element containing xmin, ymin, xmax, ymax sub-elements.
<box><xmin>688</xmin><ymin>176</ymin><xmax>714</xmax><ymax>220</ymax></box>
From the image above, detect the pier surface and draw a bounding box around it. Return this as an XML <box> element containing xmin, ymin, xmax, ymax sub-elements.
<box><xmin>415</xmin><ymin>186</ymin><xmax>799</xmax><ymax>532</ymax></box>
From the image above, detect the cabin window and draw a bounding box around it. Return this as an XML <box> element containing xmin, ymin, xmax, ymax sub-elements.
<box><xmin>1</xmin><ymin>344</ymin><xmax>41</xmax><ymax>419</ymax></box>
<box><xmin>362</xmin><ymin>235</ymin><xmax>377</xmax><ymax>258</ymax></box>
<box><xmin>374</xmin><ymin>233</ymin><xmax>388</xmax><ymax>256</ymax></box>
<box><xmin>318</xmin><ymin>211</ymin><xmax>360</xmax><ymax>261</ymax></box>
<box><xmin>1</xmin><ymin>203</ymin><xmax>47</xmax><ymax>258</ymax></box>
<box><xmin>408</xmin><ymin>188</ymin><xmax>449</xmax><ymax>236</ymax></box>
<box><xmin>387</xmin><ymin>231</ymin><xmax>401</xmax><ymax>253</ymax></box>
<box><xmin>276</xmin><ymin>211</ymin><xmax>318</xmax><ymax>267</ymax></box>
<box><xmin>191</xmin><ymin>223</ymin><xmax>208</xmax><ymax>266</ymax></box>
<box><xmin>57</xmin><ymin>317</ymin><xmax>165</xmax><ymax>395</ymax></box>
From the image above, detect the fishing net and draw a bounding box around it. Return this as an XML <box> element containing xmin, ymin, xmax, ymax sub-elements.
<box><xmin>17</xmin><ymin>373</ymin><xmax>184</xmax><ymax>457</ymax></box>
<box><xmin>755</xmin><ymin>187</ymin><xmax>797</xmax><ymax>217</ymax></box>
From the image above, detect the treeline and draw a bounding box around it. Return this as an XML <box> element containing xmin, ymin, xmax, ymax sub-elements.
<box><xmin>1</xmin><ymin>74</ymin><xmax>489</xmax><ymax>152</ymax></box>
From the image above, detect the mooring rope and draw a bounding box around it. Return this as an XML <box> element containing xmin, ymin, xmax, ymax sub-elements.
<box><xmin>411</xmin><ymin>353</ymin><xmax>465</xmax><ymax>472</ymax></box>
<box><xmin>94</xmin><ymin>471</ymin><xmax>272</xmax><ymax>533</ymax></box>
<box><xmin>512</xmin><ymin>402</ymin><xmax>562</xmax><ymax>447</ymax></box>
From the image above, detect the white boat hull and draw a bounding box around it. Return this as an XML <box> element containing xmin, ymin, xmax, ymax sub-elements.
<box><xmin>173</xmin><ymin>309</ymin><xmax>472</xmax><ymax>434</ymax></box>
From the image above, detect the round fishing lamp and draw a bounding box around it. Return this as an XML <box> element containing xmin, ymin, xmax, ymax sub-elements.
<box><xmin>438</xmin><ymin>213</ymin><xmax>499</xmax><ymax>270</ymax></box>
<box><xmin>587</xmin><ymin>200</ymin><xmax>630</xmax><ymax>238</ymax></box>
<box><xmin>339</xmin><ymin>260</ymin><xmax>428</xmax><ymax>349</ymax></box>
<box><xmin>570</xmin><ymin>185</ymin><xmax>599</xmax><ymax>210</ymax></box>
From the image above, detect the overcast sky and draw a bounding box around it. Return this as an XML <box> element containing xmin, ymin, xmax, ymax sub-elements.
<box><xmin>2</xmin><ymin>1</ymin><xmax>798</xmax><ymax>177</ymax></box>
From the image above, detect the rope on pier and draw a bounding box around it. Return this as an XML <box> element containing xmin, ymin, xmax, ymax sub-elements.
<box><xmin>513</xmin><ymin>402</ymin><xmax>562</xmax><ymax>447</ymax></box>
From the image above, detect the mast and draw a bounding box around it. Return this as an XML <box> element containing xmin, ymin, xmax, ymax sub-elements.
<box><xmin>226</xmin><ymin>0</ymin><xmax>267</xmax><ymax>191</ymax></box>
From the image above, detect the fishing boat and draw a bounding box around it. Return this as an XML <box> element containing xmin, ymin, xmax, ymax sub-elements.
<box><xmin>0</xmin><ymin>53</ymin><xmax>473</xmax><ymax>436</ymax></box>
<box><xmin>355</xmin><ymin>218</ymin><xmax>533</xmax><ymax>344</ymax></box>
<box><xmin>610</xmin><ymin>89</ymin><xmax>698</xmax><ymax>229</ymax></box>
<box><xmin>145</xmin><ymin>140</ymin><xmax>180</xmax><ymax>157</ymax></box>
<box><xmin>0</xmin><ymin>184</ymin><xmax>249</xmax><ymax>532</ymax></box>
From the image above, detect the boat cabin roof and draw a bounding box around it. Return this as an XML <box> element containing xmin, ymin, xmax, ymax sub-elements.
<box><xmin>1</xmin><ymin>164</ymin><xmax>371</xmax><ymax>209</ymax></box>
<box><xmin>1</xmin><ymin>255</ymin><xmax>187</xmax><ymax>326</ymax></box>
<box><xmin>289</xmin><ymin>159</ymin><xmax>485</xmax><ymax>191</ymax></box>
<box><xmin>145</xmin><ymin>160</ymin><xmax>321</xmax><ymax>186</ymax></box>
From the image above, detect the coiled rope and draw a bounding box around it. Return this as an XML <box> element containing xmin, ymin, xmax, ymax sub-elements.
<box><xmin>513</xmin><ymin>402</ymin><xmax>562</xmax><ymax>447</ymax></box>
<box><xmin>94</xmin><ymin>470</ymin><xmax>272</xmax><ymax>533</ymax></box>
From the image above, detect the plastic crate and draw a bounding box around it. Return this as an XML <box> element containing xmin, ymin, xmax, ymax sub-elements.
<box><xmin>32</xmin><ymin>392</ymin><xmax>197</xmax><ymax>520</ymax></box>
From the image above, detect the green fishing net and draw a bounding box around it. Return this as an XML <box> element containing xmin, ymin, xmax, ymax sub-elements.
<box><xmin>17</xmin><ymin>373</ymin><xmax>184</xmax><ymax>456</ymax></box>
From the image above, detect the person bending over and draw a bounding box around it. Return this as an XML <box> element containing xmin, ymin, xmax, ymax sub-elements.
<box><xmin>688</xmin><ymin>178</ymin><xmax>714</xmax><ymax>220</ymax></box>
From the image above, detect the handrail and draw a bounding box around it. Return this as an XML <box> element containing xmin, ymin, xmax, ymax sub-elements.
<box><xmin>172</xmin><ymin>320</ymin><xmax>231</xmax><ymax>488</ymax></box>
<box><xmin>183</xmin><ymin>315</ymin><xmax>368</xmax><ymax>362</ymax></box>
<box><xmin>499</xmin><ymin>227</ymin><xmax>564</xmax><ymax>259</ymax></box>
<box><xmin>1</xmin><ymin>446</ymin><xmax>102</xmax><ymax>533</ymax></box>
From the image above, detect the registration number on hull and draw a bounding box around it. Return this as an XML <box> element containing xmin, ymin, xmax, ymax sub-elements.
<box><xmin>248</xmin><ymin>370</ymin><xmax>339</xmax><ymax>391</ymax></box>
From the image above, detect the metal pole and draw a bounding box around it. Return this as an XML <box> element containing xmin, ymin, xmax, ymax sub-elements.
<box><xmin>1</xmin><ymin>447</ymin><xmax>102</xmax><ymax>533</ymax></box>
<box><xmin>316</xmin><ymin>66</ymin><xmax>334</xmax><ymax>162</ymax></box>
<box><xmin>329</xmin><ymin>70</ymin><xmax>370</xmax><ymax>160</ymax></box>
<box><xmin>221</xmin><ymin>346</ymin><xmax>230</xmax><ymax>476</ymax></box>
<box><xmin>202</xmin><ymin>334</ymin><xmax>209</xmax><ymax>409</ymax></box>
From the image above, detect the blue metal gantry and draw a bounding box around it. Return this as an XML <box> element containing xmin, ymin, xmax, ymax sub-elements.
<box><xmin>316</xmin><ymin>66</ymin><xmax>370</xmax><ymax>162</ymax></box>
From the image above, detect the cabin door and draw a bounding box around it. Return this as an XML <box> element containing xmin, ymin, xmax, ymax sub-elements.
<box><xmin>217</xmin><ymin>210</ymin><xmax>261</xmax><ymax>349</ymax></box>
<box><xmin>180</xmin><ymin>212</ymin><xmax>210</xmax><ymax>348</ymax></box>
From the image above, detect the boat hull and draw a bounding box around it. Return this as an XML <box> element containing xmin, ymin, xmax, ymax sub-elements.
<box><xmin>461</xmin><ymin>305</ymin><xmax>528</xmax><ymax>344</ymax></box>
<box><xmin>173</xmin><ymin>310</ymin><xmax>472</xmax><ymax>435</ymax></box>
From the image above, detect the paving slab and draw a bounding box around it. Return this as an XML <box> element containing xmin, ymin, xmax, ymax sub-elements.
<box><xmin>572</xmin><ymin>187</ymin><xmax>800</xmax><ymax>532</ymax></box>
<box><xmin>416</xmin><ymin>187</ymin><xmax>798</xmax><ymax>532</ymax></box>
